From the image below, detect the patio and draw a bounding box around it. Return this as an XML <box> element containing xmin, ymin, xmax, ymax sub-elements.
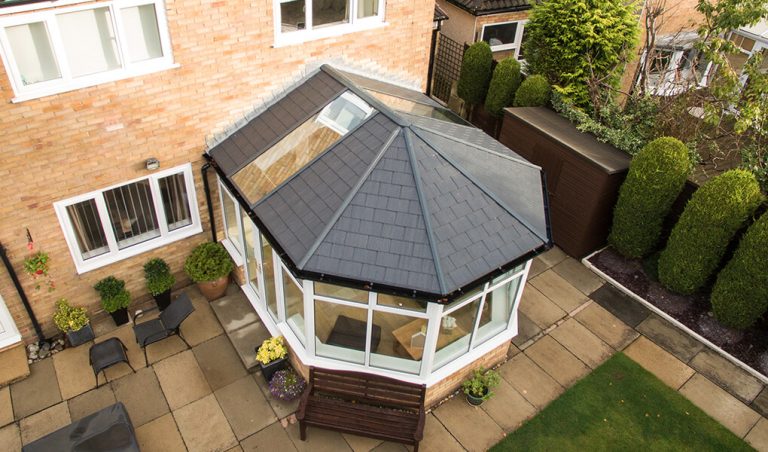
<box><xmin>1</xmin><ymin>249</ymin><xmax>768</xmax><ymax>451</ymax></box>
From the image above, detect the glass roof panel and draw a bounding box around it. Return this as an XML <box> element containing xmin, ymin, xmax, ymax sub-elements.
<box><xmin>366</xmin><ymin>90</ymin><xmax>466</xmax><ymax>124</ymax></box>
<box><xmin>233</xmin><ymin>91</ymin><xmax>374</xmax><ymax>204</ymax></box>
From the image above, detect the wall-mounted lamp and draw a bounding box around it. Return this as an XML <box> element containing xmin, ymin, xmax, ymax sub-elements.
<box><xmin>145</xmin><ymin>158</ymin><xmax>160</xmax><ymax>171</ymax></box>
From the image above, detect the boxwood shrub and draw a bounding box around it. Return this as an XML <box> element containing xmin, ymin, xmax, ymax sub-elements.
<box><xmin>513</xmin><ymin>75</ymin><xmax>551</xmax><ymax>107</ymax></box>
<box><xmin>711</xmin><ymin>212</ymin><xmax>768</xmax><ymax>329</ymax></box>
<box><xmin>658</xmin><ymin>169</ymin><xmax>764</xmax><ymax>294</ymax></box>
<box><xmin>457</xmin><ymin>42</ymin><xmax>493</xmax><ymax>107</ymax></box>
<box><xmin>609</xmin><ymin>137</ymin><xmax>691</xmax><ymax>258</ymax></box>
<box><xmin>484</xmin><ymin>58</ymin><xmax>522</xmax><ymax>117</ymax></box>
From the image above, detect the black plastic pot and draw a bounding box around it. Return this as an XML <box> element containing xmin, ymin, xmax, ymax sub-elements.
<box><xmin>109</xmin><ymin>308</ymin><xmax>129</xmax><ymax>326</ymax></box>
<box><xmin>154</xmin><ymin>289</ymin><xmax>172</xmax><ymax>311</ymax></box>
<box><xmin>256</xmin><ymin>347</ymin><xmax>288</xmax><ymax>383</ymax></box>
<box><xmin>466</xmin><ymin>387</ymin><xmax>489</xmax><ymax>406</ymax></box>
<box><xmin>66</xmin><ymin>323</ymin><xmax>95</xmax><ymax>347</ymax></box>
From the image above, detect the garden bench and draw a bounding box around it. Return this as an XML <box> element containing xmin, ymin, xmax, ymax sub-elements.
<box><xmin>297</xmin><ymin>367</ymin><xmax>426</xmax><ymax>451</ymax></box>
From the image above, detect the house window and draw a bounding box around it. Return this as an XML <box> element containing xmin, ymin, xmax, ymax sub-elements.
<box><xmin>480</xmin><ymin>21</ymin><xmax>526</xmax><ymax>55</ymax></box>
<box><xmin>55</xmin><ymin>164</ymin><xmax>201</xmax><ymax>273</ymax></box>
<box><xmin>0</xmin><ymin>0</ymin><xmax>174</xmax><ymax>101</ymax></box>
<box><xmin>274</xmin><ymin>0</ymin><xmax>384</xmax><ymax>46</ymax></box>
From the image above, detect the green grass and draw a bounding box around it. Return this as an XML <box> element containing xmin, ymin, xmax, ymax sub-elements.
<box><xmin>491</xmin><ymin>353</ymin><xmax>752</xmax><ymax>452</ymax></box>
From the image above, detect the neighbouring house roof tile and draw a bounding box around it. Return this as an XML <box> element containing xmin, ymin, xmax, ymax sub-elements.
<box><xmin>445</xmin><ymin>0</ymin><xmax>531</xmax><ymax>16</ymax></box>
<box><xmin>434</xmin><ymin>4</ymin><xmax>450</xmax><ymax>22</ymax></box>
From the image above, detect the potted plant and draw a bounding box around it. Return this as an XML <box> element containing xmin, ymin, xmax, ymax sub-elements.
<box><xmin>184</xmin><ymin>242</ymin><xmax>233</xmax><ymax>301</ymax></box>
<box><xmin>255</xmin><ymin>336</ymin><xmax>288</xmax><ymax>383</ymax></box>
<box><xmin>144</xmin><ymin>258</ymin><xmax>175</xmax><ymax>311</ymax></box>
<box><xmin>53</xmin><ymin>298</ymin><xmax>94</xmax><ymax>346</ymax></box>
<box><xmin>268</xmin><ymin>368</ymin><xmax>306</xmax><ymax>401</ymax></box>
<box><xmin>461</xmin><ymin>367</ymin><xmax>500</xmax><ymax>406</ymax></box>
<box><xmin>93</xmin><ymin>276</ymin><xmax>131</xmax><ymax>325</ymax></box>
<box><xmin>23</xmin><ymin>250</ymin><xmax>55</xmax><ymax>292</ymax></box>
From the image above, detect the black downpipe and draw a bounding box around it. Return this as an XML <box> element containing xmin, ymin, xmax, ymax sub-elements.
<box><xmin>201</xmin><ymin>162</ymin><xmax>217</xmax><ymax>243</ymax></box>
<box><xmin>0</xmin><ymin>243</ymin><xmax>45</xmax><ymax>344</ymax></box>
<box><xmin>426</xmin><ymin>27</ymin><xmax>439</xmax><ymax>97</ymax></box>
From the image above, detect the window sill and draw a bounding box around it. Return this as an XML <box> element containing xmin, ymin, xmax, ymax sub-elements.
<box><xmin>10</xmin><ymin>62</ymin><xmax>180</xmax><ymax>104</ymax></box>
<box><xmin>272</xmin><ymin>20</ymin><xmax>388</xmax><ymax>48</ymax></box>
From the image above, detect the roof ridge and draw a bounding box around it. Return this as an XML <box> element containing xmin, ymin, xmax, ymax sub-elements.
<box><xmin>410</xmin><ymin>126</ymin><xmax>549</xmax><ymax>244</ymax></box>
<box><xmin>296</xmin><ymin>128</ymin><xmax>402</xmax><ymax>269</ymax></box>
<box><xmin>403</xmin><ymin>128</ymin><xmax>447</xmax><ymax>295</ymax></box>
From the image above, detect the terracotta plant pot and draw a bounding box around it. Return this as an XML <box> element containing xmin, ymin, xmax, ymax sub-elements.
<box><xmin>197</xmin><ymin>275</ymin><xmax>229</xmax><ymax>301</ymax></box>
<box><xmin>154</xmin><ymin>289</ymin><xmax>172</xmax><ymax>311</ymax></box>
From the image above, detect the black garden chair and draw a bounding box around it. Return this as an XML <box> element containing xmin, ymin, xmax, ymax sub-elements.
<box><xmin>132</xmin><ymin>291</ymin><xmax>195</xmax><ymax>365</ymax></box>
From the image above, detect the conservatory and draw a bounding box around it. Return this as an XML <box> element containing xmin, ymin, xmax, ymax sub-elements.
<box><xmin>206</xmin><ymin>65</ymin><xmax>551</xmax><ymax>385</ymax></box>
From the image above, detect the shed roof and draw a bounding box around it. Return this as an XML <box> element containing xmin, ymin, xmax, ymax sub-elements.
<box><xmin>208</xmin><ymin>66</ymin><xmax>550</xmax><ymax>301</ymax></box>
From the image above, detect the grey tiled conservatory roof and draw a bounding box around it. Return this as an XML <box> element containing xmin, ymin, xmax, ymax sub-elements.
<box><xmin>207</xmin><ymin>65</ymin><xmax>551</xmax><ymax>301</ymax></box>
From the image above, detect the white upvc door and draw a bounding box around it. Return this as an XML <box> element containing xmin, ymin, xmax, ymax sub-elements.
<box><xmin>0</xmin><ymin>293</ymin><xmax>21</xmax><ymax>348</ymax></box>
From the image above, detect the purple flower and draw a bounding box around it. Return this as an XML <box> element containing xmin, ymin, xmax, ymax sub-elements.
<box><xmin>269</xmin><ymin>369</ymin><xmax>306</xmax><ymax>401</ymax></box>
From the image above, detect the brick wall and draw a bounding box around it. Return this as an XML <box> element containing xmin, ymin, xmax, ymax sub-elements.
<box><xmin>0</xmin><ymin>0</ymin><xmax>433</xmax><ymax>342</ymax></box>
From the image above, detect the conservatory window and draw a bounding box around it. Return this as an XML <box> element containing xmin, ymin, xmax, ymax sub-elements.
<box><xmin>314</xmin><ymin>282</ymin><xmax>368</xmax><ymax>303</ymax></box>
<box><xmin>475</xmin><ymin>276</ymin><xmax>521</xmax><ymax>346</ymax></box>
<box><xmin>376</xmin><ymin>293</ymin><xmax>427</xmax><ymax>312</ymax></box>
<box><xmin>220</xmin><ymin>188</ymin><xmax>242</xmax><ymax>257</ymax></box>
<box><xmin>262</xmin><ymin>234</ymin><xmax>279</xmax><ymax>321</ymax></box>
<box><xmin>314</xmin><ymin>299</ymin><xmax>367</xmax><ymax>364</ymax></box>
<box><xmin>433</xmin><ymin>295</ymin><xmax>481</xmax><ymax>369</ymax></box>
<box><xmin>243</xmin><ymin>215</ymin><xmax>260</xmax><ymax>294</ymax></box>
<box><xmin>283</xmin><ymin>267</ymin><xmax>305</xmax><ymax>344</ymax></box>
<box><xmin>369</xmin><ymin>310</ymin><xmax>425</xmax><ymax>374</ymax></box>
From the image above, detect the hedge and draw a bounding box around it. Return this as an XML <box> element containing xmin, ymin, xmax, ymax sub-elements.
<box><xmin>484</xmin><ymin>58</ymin><xmax>522</xmax><ymax>117</ymax></box>
<box><xmin>457</xmin><ymin>42</ymin><xmax>493</xmax><ymax>107</ymax></box>
<box><xmin>513</xmin><ymin>75</ymin><xmax>551</xmax><ymax>107</ymax></box>
<box><xmin>711</xmin><ymin>212</ymin><xmax>768</xmax><ymax>329</ymax></box>
<box><xmin>609</xmin><ymin>137</ymin><xmax>691</xmax><ymax>258</ymax></box>
<box><xmin>658</xmin><ymin>169</ymin><xmax>764</xmax><ymax>294</ymax></box>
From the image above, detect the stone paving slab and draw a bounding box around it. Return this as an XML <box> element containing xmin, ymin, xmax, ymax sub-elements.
<box><xmin>746</xmin><ymin>417</ymin><xmax>768</xmax><ymax>452</ymax></box>
<box><xmin>254</xmin><ymin>372</ymin><xmax>299</xmax><ymax>419</ymax></box>
<box><xmin>433</xmin><ymin>396</ymin><xmax>505</xmax><ymax>452</ymax></box>
<box><xmin>194</xmin><ymin>334</ymin><xmax>248</xmax><ymax>391</ymax></box>
<box><xmin>529</xmin><ymin>270</ymin><xmax>589</xmax><ymax>313</ymax></box>
<box><xmin>211</xmin><ymin>292</ymin><xmax>260</xmax><ymax>334</ymax></box>
<box><xmin>342</xmin><ymin>432</ymin><xmax>383</xmax><ymax>451</ymax></box>
<box><xmin>507</xmin><ymin>343</ymin><xmax>521</xmax><ymax>358</ymax></box>
<box><xmin>19</xmin><ymin>401</ymin><xmax>71</xmax><ymax>445</ymax></box>
<box><xmin>680</xmin><ymin>374</ymin><xmax>761</xmax><ymax>438</ymax></box>
<box><xmin>145</xmin><ymin>336</ymin><xmax>188</xmax><ymax>365</ymax></box>
<box><xmin>752</xmin><ymin>388</ymin><xmax>768</xmax><ymax>418</ymax></box>
<box><xmin>525</xmin><ymin>336</ymin><xmax>590</xmax><ymax>387</ymax></box>
<box><xmin>215</xmin><ymin>375</ymin><xmax>277</xmax><ymax>441</ymax></box>
<box><xmin>528</xmin><ymin>257</ymin><xmax>548</xmax><ymax>278</ymax></box>
<box><xmin>624</xmin><ymin>337</ymin><xmax>694</xmax><ymax>390</ymax></box>
<box><xmin>227</xmin><ymin>445</ymin><xmax>245</xmax><ymax>452</ymax></box>
<box><xmin>537</xmin><ymin>247</ymin><xmax>567</xmax><ymax>268</ymax></box>
<box><xmin>181</xmin><ymin>292</ymin><xmax>226</xmax><ymax>347</ymax></box>
<box><xmin>573</xmin><ymin>302</ymin><xmax>638</xmax><ymax>350</ymax></box>
<box><xmin>498</xmin><ymin>353</ymin><xmax>563</xmax><ymax>409</ymax></box>
<box><xmin>518</xmin><ymin>285</ymin><xmax>567</xmax><ymax>329</ymax></box>
<box><xmin>371</xmin><ymin>442</ymin><xmax>407</xmax><ymax>451</ymax></box>
<box><xmin>0</xmin><ymin>422</ymin><xmax>20</xmax><ymax>451</ymax></box>
<box><xmin>636</xmin><ymin>314</ymin><xmax>704</xmax><ymax>363</ymax></box>
<box><xmin>481</xmin><ymin>377</ymin><xmax>536</xmax><ymax>431</ymax></box>
<box><xmin>420</xmin><ymin>413</ymin><xmax>464</xmax><ymax>452</ymax></box>
<box><xmin>0</xmin><ymin>343</ymin><xmax>29</xmax><ymax>386</ymax></box>
<box><xmin>174</xmin><ymin>393</ymin><xmax>237</xmax><ymax>452</ymax></box>
<box><xmin>11</xmin><ymin>359</ymin><xmax>61</xmax><ymax>419</ymax></box>
<box><xmin>0</xmin><ymin>386</ymin><xmax>13</xmax><ymax>427</ymax></box>
<box><xmin>240</xmin><ymin>422</ymin><xmax>297</xmax><ymax>451</ymax></box>
<box><xmin>52</xmin><ymin>342</ymin><xmax>97</xmax><ymax>400</ymax></box>
<box><xmin>286</xmin><ymin>422</ymin><xmax>353</xmax><ymax>452</ymax></box>
<box><xmin>111</xmin><ymin>367</ymin><xmax>169</xmax><ymax>427</ymax></box>
<box><xmin>67</xmin><ymin>385</ymin><xmax>116</xmax><ymax>421</ymax></box>
<box><xmin>154</xmin><ymin>349</ymin><xmax>211</xmax><ymax>410</ymax></box>
<box><xmin>135</xmin><ymin>413</ymin><xmax>186</xmax><ymax>452</ymax></box>
<box><xmin>549</xmin><ymin>318</ymin><xmax>612</xmax><ymax>369</ymax></box>
<box><xmin>690</xmin><ymin>349</ymin><xmax>764</xmax><ymax>403</ymax></box>
<box><xmin>589</xmin><ymin>284</ymin><xmax>650</xmax><ymax>328</ymax></box>
<box><xmin>511</xmin><ymin>313</ymin><xmax>541</xmax><ymax>348</ymax></box>
<box><xmin>552</xmin><ymin>257</ymin><xmax>605</xmax><ymax>296</ymax></box>
<box><xmin>94</xmin><ymin>324</ymin><xmax>148</xmax><ymax>380</ymax></box>
<box><xmin>230</xmin><ymin>322</ymin><xmax>271</xmax><ymax>370</ymax></box>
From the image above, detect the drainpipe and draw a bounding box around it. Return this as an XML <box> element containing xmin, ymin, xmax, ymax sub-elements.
<box><xmin>201</xmin><ymin>162</ymin><xmax>218</xmax><ymax>243</ymax></box>
<box><xmin>0</xmin><ymin>243</ymin><xmax>45</xmax><ymax>344</ymax></box>
<box><xmin>426</xmin><ymin>24</ymin><xmax>441</xmax><ymax>97</ymax></box>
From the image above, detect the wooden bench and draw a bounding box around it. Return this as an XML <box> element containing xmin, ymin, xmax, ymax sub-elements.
<box><xmin>297</xmin><ymin>367</ymin><xmax>426</xmax><ymax>451</ymax></box>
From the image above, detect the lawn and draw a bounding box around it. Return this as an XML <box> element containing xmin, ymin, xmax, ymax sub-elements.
<box><xmin>491</xmin><ymin>353</ymin><xmax>752</xmax><ymax>451</ymax></box>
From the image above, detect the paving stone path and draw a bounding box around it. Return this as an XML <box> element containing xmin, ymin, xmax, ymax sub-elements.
<box><xmin>2</xmin><ymin>248</ymin><xmax>768</xmax><ymax>451</ymax></box>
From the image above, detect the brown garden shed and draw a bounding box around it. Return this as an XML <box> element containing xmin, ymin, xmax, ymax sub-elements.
<box><xmin>499</xmin><ymin>107</ymin><xmax>631</xmax><ymax>258</ymax></box>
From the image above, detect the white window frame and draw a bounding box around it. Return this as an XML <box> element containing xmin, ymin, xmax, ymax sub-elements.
<box><xmin>217</xmin><ymin>182</ymin><xmax>245</xmax><ymax>267</ymax></box>
<box><xmin>0</xmin><ymin>0</ymin><xmax>176</xmax><ymax>103</ymax></box>
<box><xmin>272</xmin><ymin>0</ymin><xmax>387</xmax><ymax>47</ymax></box>
<box><xmin>479</xmin><ymin>20</ymin><xmax>527</xmax><ymax>56</ymax></box>
<box><xmin>54</xmin><ymin>163</ymin><xmax>201</xmax><ymax>274</ymax></box>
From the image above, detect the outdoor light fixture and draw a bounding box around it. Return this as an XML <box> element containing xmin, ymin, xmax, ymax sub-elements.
<box><xmin>145</xmin><ymin>158</ymin><xmax>160</xmax><ymax>170</ymax></box>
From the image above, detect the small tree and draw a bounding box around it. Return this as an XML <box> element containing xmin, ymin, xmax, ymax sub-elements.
<box><xmin>484</xmin><ymin>58</ymin><xmax>522</xmax><ymax>117</ymax></box>
<box><xmin>658</xmin><ymin>169</ymin><xmax>764</xmax><ymax>294</ymax></box>
<box><xmin>523</xmin><ymin>0</ymin><xmax>638</xmax><ymax>110</ymax></box>
<box><xmin>457</xmin><ymin>42</ymin><xmax>493</xmax><ymax>117</ymax></box>
<box><xmin>711</xmin><ymin>212</ymin><xmax>768</xmax><ymax>329</ymax></box>
<box><xmin>609</xmin><ymin>137</ymin><xmax>691</xmax><ymax>258</ymax></box>
<box><xmin>513</xmin><ymin>75</ymin><xmax>551</xmax><ymax>107</ymax></box>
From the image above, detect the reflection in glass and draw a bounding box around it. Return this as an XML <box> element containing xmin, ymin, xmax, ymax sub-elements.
<box><xmin>314</xmin><ymin>300</ymin><xmax>366</xmax><ymax>364</ymax></box>
<box><xmin>313</xmin><ymin>0</ymin><xmax>349</xmax><ymax>28</ymax></box>
<box><xmin>314</xmin><ymin>281</ymin><xmax>368</xmax><ymax>303</ymax></box>
<box><xmin>243</xmin><ymin>214</ymin><xmax>259</xmax><ymax>294</ymax></box>
<box><xmin>280</xmin><ymin>0</ymin><xmax>306</xmax><ymax>32</ymax></box>
<box><xmin>475</xmin><ymin>276</ymin><xmax>521</xmax><ymax>345</ymax></box>
<box><xmin>367</xmin><ymin>91</ymin><xmax>466</xmax><ymax>124</ymax></box>
<box><xmin>262</xmin><ymin>234</ymin><xmax>278</xmax><ymax>320</ymax></box>
<box><xmin>6</xmin><ymin>22</ymin><xmax>61</xmax><ymax>85</ymax></box>
<box><xmin>357</xmin><ymin>0</ymin><xmax>378</xmax><ymax>18</ymax></box>
<box><xmin>121</xmin><ymin>4</ymin><xmax>163</xmax><ymax>62</ymax></box>
<box><xmin>370</xmin><ymin>311</ymin><xmax>424</xmax><ymax>374</ymax></box>
<box><xmin>222</xmin><ymin>192</ymin><xmax>241</xmax><ymax>251</ymax></box>
<box><xmin>57</xmin><ymin>7</ymin><xmax>121</xmax><ymax>77</ymax></box>
<box><xmin>433</xmin><ymin>297</ymin><xmax>480</xmax><ymax>369</ymax></box>
<box><xmin>376</xmin><ymin>293</ymin><xmax>426</xmax><ymax>312</ymax></box>
<box><xmin>283</xmin><ymin>268</ymin><xmax>305</xmax><ymax>344</ymax></box>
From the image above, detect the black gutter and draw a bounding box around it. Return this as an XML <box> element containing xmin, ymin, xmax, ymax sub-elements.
<box><xmin>443</xmin><ymin>0</ymin><xmax>531</xmax><ymax>17</ymax></box>
<box><xmin>201</xmin><ymin>162</ymin><xmax>217</xmax><ymax>243</ymax></box>
<box><xmin>0</xmin><ymin>243</ymin><xmax>45</xmax><ymax>343</ymax></box>
<box><xmin>0</xmin><ymin>0</ymin><xmax>52</xmax><ymax>8</ymax></box>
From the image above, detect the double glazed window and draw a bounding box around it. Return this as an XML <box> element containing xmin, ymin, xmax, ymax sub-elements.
<box><xmin>275</xmin><ymin>0</ymin><xmax>384</xmax><ymax>45</ymax></box>
<box><xmin>480</xmin><ymin>20</ymin><xmax>527</xmax><ymax>58</ymax></box>
<box><xmin>55</xmin><ymin>165</ymin><xmax>201</xmax><ymax>273</ymax></box>
<box><xmin>0</xmin><ymin>0</ymin><xmax>173</xmax><ymax>100</ymax></box>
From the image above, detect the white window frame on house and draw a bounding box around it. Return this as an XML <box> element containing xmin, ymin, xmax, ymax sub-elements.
<box><xmin>479</xmin><ymin>20</ymin><xmax>527</xmax><ymax>56</ymax></box>
<box><xmin>0</xmin><ymin>0</ymin><xmax>176</xmax><ymax>103</ymax></box>
<box><xmin>54</xmin><ymin>164</ymin><xmax>201</xmax><ymax>274</ymax></box>
<box><xmin>272</xmin><ymin>0</ymin><xmax>386</xmax><ymax>47</ymax></box>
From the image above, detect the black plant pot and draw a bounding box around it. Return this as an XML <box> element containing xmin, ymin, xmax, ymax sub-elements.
<box><xmin>256</xmin><ymin>349</ymin><xmax>288</xmax><ymax>383</ymax></box>
<box><xmin>66</xmin><ymin>323</ymin><xmax>95</xmax><ymax>347</ymax></box>
<box><xmin>154</xmin><ymin>289</ymin><xmax>172</xmax><ymax>311</ymax></box>
<box><xmin>466</xmin><ymin>387</ymin><xmax>489</xmax><ymax>406</ymax></box>
<box><xmin>109</xmin><ymin>308</ymin><xmax>130</xmax><ymax>326</ymax></box>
